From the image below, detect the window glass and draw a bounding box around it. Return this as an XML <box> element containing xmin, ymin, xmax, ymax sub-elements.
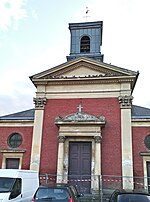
<box><xmin>9</xmin><ymin>178</ymin><xmax>22</xmax><ymax>199</ymax></box>
<box><xmin>144</xmin><ymin>134</ymin><xmax>150</xmax><ymax>149</ymax></box>
<box><xmin>0</xmin><ymin>177</ymin><xmax>15</xmax><ymax>192</ymax></box>
<box><xmin>118</xmin><ymin>194</ymin><xmax>150</xmax><ymax>202</ymax></box>
<box><xmin>8</xmin><ymin>133</ymin><xmax>22</xmax><ymax>148</ymax></box>
<box><xmin>36</xmin><ymin>188</ymin><xmax>69</xmax><ymax>200</ymax></box>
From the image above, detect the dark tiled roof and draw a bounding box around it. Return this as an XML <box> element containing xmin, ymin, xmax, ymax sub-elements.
<box><xmin>132</xmin><ymin>105</ymin><xmax>150</xmax><ymax>118</ymax></box>
<box><xmin>0</xmin><ymin>109</ymin><xmax>34</xmax><ymax>120</ymax></box>
<box><xmin>0</xmin><ymin>105</ymin><xmax>150</xmax><ymax>121</ymax></box>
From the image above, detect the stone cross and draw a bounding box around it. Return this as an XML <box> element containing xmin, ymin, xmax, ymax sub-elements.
<box><xmin>77</xmin><ymin>104</ymin><xmax>83</xmax><ymax>113</ymax></box>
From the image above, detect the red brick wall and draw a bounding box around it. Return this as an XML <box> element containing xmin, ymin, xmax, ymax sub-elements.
<box><xmin>0</xmin><ymin>126</ymin><xmax>33</xmax><ymax>169</ymax></box>
<box><xmin>132</xmin><ymin>127</ymin><xmax>150</xmax><ymax>176</ymax></box>
<box><xmin>40</xmin><ymin>98</ymin><xmax>122</xmax><ymax>176</ymax></box>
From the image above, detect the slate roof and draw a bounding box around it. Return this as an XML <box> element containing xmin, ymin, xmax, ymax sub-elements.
<box><xmin>0</xmin><ymin>109</ymin><xmax>35</xmax><ymax>120</ymax></box>
<box><xmin>0</xmin><ymin>105</ymin><xmax>150</xmax><ymax>121</ymax></box>
<box><xmin>131</xmin><ymin>105</ymin><xmax>150</xmax><ymax>119</ymax></box>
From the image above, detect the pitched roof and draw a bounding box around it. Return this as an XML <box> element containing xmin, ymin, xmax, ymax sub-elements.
<box><xmin>132</xmin><ymin>105</ymin><xmax>150</xmax><ymax>119</ymax></box>
<box><xmin>0</xmin><ymin>109</ymin><xmax>34</xmax><ymax>120</ymax></box>
<box><xmin>0</xmin><ymin>105</ymin><xmax>150</xmax><ymax>121</ymax></box>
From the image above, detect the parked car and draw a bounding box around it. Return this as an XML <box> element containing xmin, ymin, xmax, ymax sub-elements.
<box><xmin>108</xmin><ymin>189</ymin><xmax>150</xmax><ymax>202</ymax></box>
<box><xmin>0</xmin><ymin>169</ymin><xmax>39</xmax><ymax>202</ymax></box>
<box><xmin>31</xmin><ymin>184</ymin><xmax>83</xmax><ymax>202</ymax></box>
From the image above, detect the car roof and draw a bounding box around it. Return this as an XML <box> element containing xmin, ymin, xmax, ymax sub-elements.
<box><xmin>115</xmin><ymin>189</ymin><xmax>150</xmax><ymax>195</ymax></box>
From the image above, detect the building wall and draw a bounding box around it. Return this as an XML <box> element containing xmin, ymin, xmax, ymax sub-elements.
<box><xmin>40</xmin><ymin>97</ymin><xmax>122</xmax><ymax>175</ymax></box>
<box><xmin>0</xmin><ymin>126</ymin><xmax>33</xmax><ymax>169</ymax></box>
<box><xmin>132</xmin><ymin>127</ymin><xmax>150</xmax><ymax>176</ymax></box>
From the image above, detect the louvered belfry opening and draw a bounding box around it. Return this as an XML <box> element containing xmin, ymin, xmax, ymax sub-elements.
<box><xmin>80</xmin><ymin>36</ymin><xmax>90</xmax><ymax>53</ymax></box>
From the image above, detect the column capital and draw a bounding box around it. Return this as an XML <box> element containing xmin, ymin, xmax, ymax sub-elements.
<box><xmin>58</xmin><ymin>135</ymin><xmax>66</xmax><ymax>143</ymax></box>
<box><xmin>118</xmin><ymin>95</ymin><xmax>133</xmax><ymax>109</ymax></box>
<box><xmin>94</xmin><ymin>135</ymin><xmax>102</xmax><ymax>143</ymax></box>
<box><xmin>33</xmin><ymin>97</ymin><xmax>47</xmax><ymax>109</ymax></box>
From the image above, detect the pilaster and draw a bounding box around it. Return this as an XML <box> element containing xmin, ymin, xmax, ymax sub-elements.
<box><xmin>118</xmin><ymin>95</ymin><xmax>133</xmax><ymax>189</ymax></box>
<box><xmin>56</xmin><ymin>135</ymin><xmax>66</xmax><ymax>183</ymax></box>
<box><xmin>93</xmin><ymin>134</ymin><xmax>102</xmax><ymax>190</ymax></box>
<box><xmin>30</xmin><ymin>97</ymin><xmax>47</xmax><ymax>171</ymax></box>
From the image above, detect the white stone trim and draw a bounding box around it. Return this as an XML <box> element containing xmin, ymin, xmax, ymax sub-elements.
<box><xmin>0</xmin><ymin>150</ymin><xmax>25</xmax><ymax>169</ymax></box>
<box><xmin>0</xmin><ymin>122</ymin><xmax>34</xmax><ymax>127</ymax></box>
<box><xmin>30</xmin><ymin>109</ymin><xmax>44</xmax><ymax>171</ymax></box>
<box><xmin>132</xmin><ymin>120</ymin><xmax>150</xmax><ymax>127</ymax></box>
<box><xmin>140</xmin><ymin>154</ymin><xmax>150</xmax><ymax>191</ymax></box>
<box><xmin>120</xmin><ymin>108</ymin><xmax>133</xmax><ymax>189</ymax></box>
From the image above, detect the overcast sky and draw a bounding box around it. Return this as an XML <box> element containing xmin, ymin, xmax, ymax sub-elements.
<box><xmin>0</xmin><ymin>0</ymin><xmax>150</xmax><ymax>116</ymax></box>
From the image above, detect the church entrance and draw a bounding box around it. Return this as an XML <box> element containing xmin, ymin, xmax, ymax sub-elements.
<box><xmin>68</xmin><ymin>142</ymin><xmax>92</xmax><ymax>193</ymax></box>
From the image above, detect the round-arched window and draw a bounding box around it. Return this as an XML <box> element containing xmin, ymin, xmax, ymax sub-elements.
<box><xmin>8</xmin><ymin>133</ymin><xmax>22</xmax><ymax>148</ymax></box>
<box><xmin>144</xmin><ymin>134</ymin><xmax>150</xmax><ymax>149</ymax></box>
<box><xmin>80</xmin><ymin>36</ymin><xmax>90</xmax><ymax>53</ymax></box>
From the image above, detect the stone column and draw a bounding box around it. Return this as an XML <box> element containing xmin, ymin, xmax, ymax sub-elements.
<box><xmin>93</xmin><ymin>134</ymin><xmax>102</xmax><ymax>191</ymax></box>
<box><xmin>30</xmin><ymin>97</ymin><xmax>47</xmax><ymax>171</ymax></box>
<box><xmin>57</xmin><ymin>135</ymin><xmax>66</xmax><ymax>183</ymax></box>
<box><xmin>118</xmin><ymin>95</ymin><xmax>133</xmax><ymax>189</ymax></box>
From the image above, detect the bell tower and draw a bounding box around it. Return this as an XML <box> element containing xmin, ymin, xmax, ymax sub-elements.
<box><xmin>67</xmin><ymin>21</ymin><xmax>104</xmax><ymax>62</ymax></box>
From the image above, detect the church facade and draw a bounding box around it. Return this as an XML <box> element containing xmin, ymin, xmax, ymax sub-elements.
<box><xmin>0</xmin><ymin>21</ymin><xmax>150</xmax><ymax>193</ymax></box>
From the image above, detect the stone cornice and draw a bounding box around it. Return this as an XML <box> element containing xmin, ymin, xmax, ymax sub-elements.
<box><xmin>0</xmin><ymin>149</ymin><xmax>26</xmax><ymax>153</ymax></box>
<box><xmin>0</xmin><ymin>120</ymin><xmax>34</xmax><ymax>127</ymax></box>
<box><xmin>32</xmin><ymin>76</ymin><xmax>136</xmax><ymax>86</ymax></box>
<box><xmin>140</xmin><ymin>151</ymin><xmax>150</xmax><ymax>156</ymax></box>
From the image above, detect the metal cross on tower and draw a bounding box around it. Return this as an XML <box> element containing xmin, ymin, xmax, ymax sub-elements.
<box><xmin>83</xmin><ymin>7</ymin><xmax>90</xmax><ymax>21</ymax></box>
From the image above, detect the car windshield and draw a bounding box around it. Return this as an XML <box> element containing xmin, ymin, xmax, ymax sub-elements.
<box><xmin>118</xmin><ymin>193</ymin><xmax>150</xmax><ymax>202</ymax></box>
<box><xmin>0</xmin><ymin>177</ymin><xmax>15</xmax><ymax>193</ymax></box>
<box><xmin>35</xmin><ymin>188</ymin><xmax>70</xmax><ymax>201</ymax></box>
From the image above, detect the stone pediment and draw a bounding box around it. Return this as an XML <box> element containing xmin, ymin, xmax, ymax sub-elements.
<box><xmin>55</xmin><ymin>111</ymin><xmax>106</xmax><ymax>125</ymax></box>
<box><xmin>30</xmin><ymin>57</ymin><xmax>138</xmax><ymax>80</ymax></box>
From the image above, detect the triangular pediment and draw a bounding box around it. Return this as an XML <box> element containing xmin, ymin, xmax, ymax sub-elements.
<box><xmin>30</xmin><ymin>57</ymin><xmax>138</xmax><ymax>80</ymax></box>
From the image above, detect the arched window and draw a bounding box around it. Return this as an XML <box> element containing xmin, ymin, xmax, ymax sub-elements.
<box><xmin>80</xmin><ymin>36</ymin><xmax>90</xmax><ymax>53</ymax></box>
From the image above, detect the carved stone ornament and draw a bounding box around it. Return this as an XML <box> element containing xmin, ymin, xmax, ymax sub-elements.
<box><xmin>94</xmin><ymin>135</ymin><xmax>102</xmax><ymax>143</ymax></box>
<box><xmin>33</xmin><ymin>97</ymin><xmax>47</xmax><ymax>109</ymax></box>
<box><xmin>55</xmin><ymin>112</ymin><xmax>106</xmax><ymax>123</ymax></box>
<box><xmin>58</xmin><ymin>136</ymin><xmax>66</xmax><ymax>143</ymax></box>
<box><xmin>118</xmin><ymin>95</ymin><xmax>133</xmax><ymax>109</ymax></box>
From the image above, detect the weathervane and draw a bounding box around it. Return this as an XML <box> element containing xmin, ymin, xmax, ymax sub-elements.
<box><xmin>83</xmin><ymin>7</ymin><xmax>90</xmax><ymax>21</ymax></box>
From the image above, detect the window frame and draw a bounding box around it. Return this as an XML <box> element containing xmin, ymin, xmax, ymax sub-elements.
<box><xmin>8</xmin><ymin>133</ymin><xmax>23</xmax><ymax>148</ymax></box>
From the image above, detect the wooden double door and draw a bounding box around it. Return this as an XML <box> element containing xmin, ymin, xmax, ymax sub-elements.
<box><xmin>68</xmin><ymin>142</ymin><xmax>92</xmax><ymax>193</ymax></box>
